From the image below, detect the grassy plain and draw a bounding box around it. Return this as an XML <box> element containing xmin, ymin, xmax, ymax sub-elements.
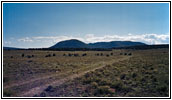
<box><xmin>3</xmin><ymin>48</ymin><xmax>169</xmax><ymax>97</ymax></box>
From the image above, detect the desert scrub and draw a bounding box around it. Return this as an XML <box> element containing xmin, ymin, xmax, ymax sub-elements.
<box><xmin>3</xmin><ymin>89</ymin><xmax>14</xmax><ymax>97</ymax></box>
<box><xmin>91</xmin><ymin>82</ymin><xmax>98</xmax><ymax>88</ymax></box>
<box><xmin>3</xmin><ymin>77</ymin><xmax>9</xmax><ymax>83</ymax></box>
<box><xmin>110</xmin><ymin>81</ymin><xmax>124</xmax><ymax>91</ymax></box>
<box><xmin>95</xmin><ymin>85</ymin><xmax>114</xmax><ymax>96</ymax></box>
<box><xmin>21</xmin><ymin>53</ymin><xmax>24</xmax><ymax>57</ymax></box>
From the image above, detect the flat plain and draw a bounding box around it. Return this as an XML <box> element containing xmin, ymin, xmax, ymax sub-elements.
<box><xmin>3</xmin><ymin>48</ymin><xmax>169</xmax><ymax>97</ymax></box>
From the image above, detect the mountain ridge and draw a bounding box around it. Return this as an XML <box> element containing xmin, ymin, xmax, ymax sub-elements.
<box><xmin>50</xmin><ymin>39</ymin><xmax>146</xmax><ymax>49</ymax></box>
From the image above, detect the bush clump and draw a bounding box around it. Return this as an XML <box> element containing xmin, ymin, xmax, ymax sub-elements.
<box><xmin>128</xmin><ymin>53</ymin><xmax>132</xmax><ymax>56</ymax></box>
<box><xmin>120</xmin><ymin>74</ymin><xmax>126</xmax><ymax>80</ymax></box>
<box><xmin>53</xmin><ymin>53</ymin><xmax>56</xmax><ymax>56</ymax></box>
<box><xmin>82</xmin><ymin>53</ymin><xmax>87</xmax><ymax>56</ymax></box>
<box><xmin>3</xmin><ymin>90</ymin><xmax>14</xmax><ymax>97</ymax></box>
<box><xmin>91</xmin><ymin>82</ymin><xmax>98</xmax><ymax>88</ymax></box>
<box><xmin>96</xmin><ymin>86</ymin><xmax>113</xmax><ymax>95</ymax></box>
<box><xmin>156</xmin><ymin>84</ymin><xmax>168</xmax><ymax>92</ymax></box>
<box><xmin>27</xmin><ymin>55</ymin><xmax>31</xmax><ymax>58</ymax></box>
<box><xmin>45</xmin><ymin>54</ymin><xmax>51</xmax><ymax>57</ymax></box>
<box><xmin>21</xmin><ymin>53</ymin><xmax>24</xmax><ymax>57</ymax></box>
<box><xmin>132</xmin><ymin>73</ymin><xmax>137</xmax><ymax>78</ymax></box>
<box><xmin>100</xmin><ymin>53</ymin><xmax>103</xmax><ymax>56</ymax></box>
<box><xmin>111</xmin><ymin>81</ymin><xmax>123</xmax><ymax>91</ymax></box>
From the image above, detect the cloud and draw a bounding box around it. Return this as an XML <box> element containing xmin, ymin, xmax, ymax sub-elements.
<box><xmin>4</xmin><ymin>41</ymin><xmax>11</xmax><ymax>44</ymax></box>
<box><xmin>32</xmin><ymin>36</ymin><xmax>84</xmax><ymax>45</ymax></box>
<box><xmin>16</xmin><ymin>33</ymin><xmax>169</xmax><ymax>48</ymax></box>
<box><xmin>84</xmin><ymin>33</ymin><xmax>169</xmax><ymax>44</ymax></box>
<box><xmin>18</xmin><ymin>37</ymin><xmax>33</xmax><ymax>42</ymax></box>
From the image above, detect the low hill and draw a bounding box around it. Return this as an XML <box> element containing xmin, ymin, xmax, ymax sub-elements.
<box><xmin>50</xmin><ymin>39</ymin><xmax>146</xmax><ymax>49</ymax></box>
<box><xmin>50</xmin><ymin>39</ymin><xmax>88</xmax><ymax>48</ymax></box>
<box><xmin>88</xmin><ymin>41</ymin><xmax>146</xmax><ymax>48</ymax></box>
<box><xmin>3</xmin><ymin>47</ymin><xmax>22</xmax><ymax>50</ymax></box>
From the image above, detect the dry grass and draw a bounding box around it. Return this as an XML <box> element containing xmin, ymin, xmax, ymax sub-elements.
<box><xmin>34</xmin><ymin>48</ymin><xmax>169</xmax><ymax>97</ymax></box>
<box><xmin>3</xmin><ymin>49</ymin><xmax>127</xmax><ymax>97</ymax></box>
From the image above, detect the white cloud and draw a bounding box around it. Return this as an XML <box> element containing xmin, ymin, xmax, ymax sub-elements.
<box><xmin>83</xmin><ymin>33</ymin><xmax>169</xmax><ymax>44</ymax></box>
<box><xmin>16</xmin><ymin>33</ymin><xmax>169</xmax><ymax>48</ymax></box>
<box><xmin>4</xmin><ymin>41</ymin><xmax>11</xmax><ymax>44</ymax></box>
<box><xmin>18</xmin><ymin>37</ymin><xmax>33</xmax><ymax>42</ymax></box>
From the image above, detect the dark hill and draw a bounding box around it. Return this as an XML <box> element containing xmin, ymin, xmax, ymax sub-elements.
<box><xmin>50</xmin><ymin>39</ymin><xmax>146</xmax><ymax>49</ymax></box>
<box><xmin>50</xmin><ymin>39</ymin><xmax>88</xmax><ymax>48</ymax></box>
<box><xmin>3</xmin><ymin>47</ymin><xmax>22</xmax><ymax>50</ymax></box>
<box><xmin>88</xmin><ymin>41</ymin><xmax>146</xmax><ymax>48</ymax></box>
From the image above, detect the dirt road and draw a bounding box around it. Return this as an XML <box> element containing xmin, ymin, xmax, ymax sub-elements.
<box><xmin>5</xmin><ymin>56</ymin><xmax>130</xmax><ymax>97</ymax></box>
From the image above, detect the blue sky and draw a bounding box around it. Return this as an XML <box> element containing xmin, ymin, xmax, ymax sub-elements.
<box><xmin>3</xmin><ymin>3</ymin><xmax>169</xmax><ymax>48</ymax></box>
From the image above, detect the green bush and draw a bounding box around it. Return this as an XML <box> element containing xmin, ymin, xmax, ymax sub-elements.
<box><xmin>21</xmin><ymin>53</ymin><xmax>24</xmax><ymax>57</ymax></box>
<box><xmin>96</xmin><ymin>86</ymin><xmax>113</xmax><ymax>95</ymax></box>
<box><xmin>53</xmin><ymin>53</ymin><xmax>56</xmax><ymax>56</ymax></box>
<box><xmin>156</xmin><ymin>84</ymin><xmax>168</xmax><ymax>92</ymax></box>
<box><xmin>120</xmin><ymin>74</ymin><xmax>126</xmax><ymax>80</ymax></box>
<box><xmin>3</xmin><ymin>90</ymin><xmax>14</xmax><ymax>97</ymax></box>
<box><xmin>91</xmin><ymin>82</ymin><xmax>98</xmax><ymax>88</ymax></box>
<box><xmin>111</xmin><ymin>81</ymin><xmax>123</xmax><ymax>91</ymax></box>
<box><xmin>132</xmin><ymin>73</ymin><xmax>137</xmax><ymax>78</ymax></box>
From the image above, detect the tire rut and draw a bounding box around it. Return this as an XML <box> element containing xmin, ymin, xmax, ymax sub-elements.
<box><xmin>18</xmin><ymin>56</ymin><xmax>130</xmax><ymax>97</ymax></box>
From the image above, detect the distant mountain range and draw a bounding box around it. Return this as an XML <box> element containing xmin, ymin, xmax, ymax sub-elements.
<box><xmin>50</xmin><ymin>39</ymin><xmax>146</xmax><ymax>49</ymax></box>
<box><xmin>3</xmin><ymin>47</ymin><xmax>22</xmax><ymax>50</ymax></box>
<box><xmin>4</xmin><ymin>39</ymin><xmax>169</xmax><ymax>50</ymax></box>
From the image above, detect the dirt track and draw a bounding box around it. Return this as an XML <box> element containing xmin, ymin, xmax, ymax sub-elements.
<box><xmin>5</xmin><ymin>56</ymin><xmax>130</xmax><ymax>97</ymax></box>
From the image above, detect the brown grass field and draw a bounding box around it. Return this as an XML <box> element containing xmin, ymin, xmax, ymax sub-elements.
<box><xmin>3</xmin><ymin>48</ymin><xmax>169</xmax><ymax>97</ymax></box>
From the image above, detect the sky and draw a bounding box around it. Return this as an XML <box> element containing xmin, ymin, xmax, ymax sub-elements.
<box><xmin>3</xmin><ymin>3</ymin><xmax>169</xmax><ymax>48</ymax></box>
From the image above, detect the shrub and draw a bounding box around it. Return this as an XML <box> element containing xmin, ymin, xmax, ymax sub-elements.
<box><xmin>21</xmin><ymin>53</ymin><xmax>24</xmax><ymax>57</ymax></box>
<box><xmin>120</xmin><ymin>74</ymin><xmax>126</xmax><ymax>80</ymax></box>
<box><xmin>28</xmin><ymin>60</ymin><xmax>32</xmax><ymax>63</ymax></box>
<box><xmin>3</xmin><ymin>77</ymin><xmax>9</xmax><ymax>83</ymax></box>
<box><xmin>150</xmin><ymin>67</ymin><xmax>154</xmax><ymax>70</ymax></box>
<box><xmin>132</xmin><ymin>73</ymin><xmax>137</xmax><ymax>78</ymax></box>
<box><xmin>156</xmin><ymin>85</ymin><xmax>168</xmax><ymax>92</ymax></box>
<box><xmin>98</xmin><ymin>79</ymin><xmax>111</xmax><ymax>86</ymax></box>
<box><xmin>82</xmin><ymin>53</ymin><xmax>87</xmax><ymax>56</ymax></box>
<box><xmin>106</xmin><ymin>54</ymin><xmax>109</xmax><ymax>57</ymax></box>
<box><xmin>82</xmin><ymin>77</ymin><xmax>92</xmax><ymax>84</ymax></box>
<box><xmin>128</xmin><ymin>53</ymin><xmax>132</xmax><ymax>56</ymax></box>
<box><xmin>100</xmin><ymin>53</ymin><xmax>103</xmax><ymax>56</ymax></box>
<box><xmin>27</xmin><ymin>55</ymin><xmax>31</xmax><ymax>58</ymax></box>
<box><xmin>74</xmin><ymin>54</ymin><xmax>79</xmax><ymax>57</ymax></box>
<box><xmin>96</xmin><ymin>53</ymin><xmax>99</xmax><ymax>56</ymax></box>
<box><xmin>68</xmin><ymin>53</ymin><xmax>72</xmax><ymax>57</ymax></box>
<box><xmin>3</xmin><ymin>90</ymin><xmax>13</xmax><ymax>97</ymax></box>
<box><xmin>110</xmin><ymin>53</ymin><xmax>113</xmax><ymax>55</ymax></box>
<box><xmin>96</xmin><ymin>86</ymin><xmax>113</xmax><ymax>95</ymax></box>
<box><xmin>40</xmin><ymin>92</ymin><xmax>46</xmax><ymax>97</ymax></box>
<box><xmin>45</xmin><ymin>54</ymin><xmax>51</xmax><ymax>57</ymax></box>
<box><xmin>91</xmin><ymin>82</ymin><xmax>98</xmax><ymax>88</ymax></box>
<box><xmin>111</xmin><ymin>81</ymin><xmax>123</xmax><ymax>91</ymax></box>
<box><xmin>53</xmin><ymin>53</ymin><xmax>56</xmax><ymax>56</ymax></box>
<box><xmin>45</xmin><ymin>85</ymin><xmax>54</xmax><ymax>92</ymax></box>
<box><xmin>124</xmin><ymin>53</ymin><xmax>127</xmax><ymax>55</ymax></box>
<box><xmin>153</xmin><ymin>78</ymin><xmax>157</xmax><ymax>82</ymax></box>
